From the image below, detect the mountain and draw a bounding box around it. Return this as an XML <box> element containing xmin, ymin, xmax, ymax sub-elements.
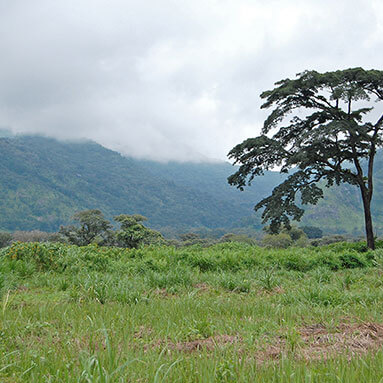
<box><xmin>0</xmin><ymin>134</ymin><xmax>382</xmax><ymax>236</ymax></box>
<box><xmin>0</xmin><ymin>135</ymin><xmax>279</xmax><ymax>232</ymax></box>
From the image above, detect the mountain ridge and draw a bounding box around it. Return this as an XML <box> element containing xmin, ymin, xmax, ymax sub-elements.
<box><xmin>0</xmin><ymin>134</ymin><xmax>382</xmax><ymax>236</ymax></box>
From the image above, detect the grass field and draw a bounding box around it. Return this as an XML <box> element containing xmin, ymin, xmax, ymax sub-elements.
<box><xmin>2</xmin><ymin>241</ymin><xmax>383</xmax><ymax>382</ymax></box>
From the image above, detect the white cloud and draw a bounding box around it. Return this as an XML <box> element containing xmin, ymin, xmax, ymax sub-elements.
<box><xmin>0</xmin><ymin>0</ymin><xmax>382</xmax><ymax>161</ymax></box>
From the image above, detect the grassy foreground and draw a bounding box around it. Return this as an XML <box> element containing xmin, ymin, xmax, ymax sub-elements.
<box><xmin>2</xmin><ymin>241</ymin><xmax>383</xmax><ymax>382</ymax></box>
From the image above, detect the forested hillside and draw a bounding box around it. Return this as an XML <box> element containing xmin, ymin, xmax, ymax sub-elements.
<box><xmin>0</xmin><ymin>134</ymin><xmax>382</xmax><ymax>235</ymax></box>
<box><xmin>0</xmin><ymin>135</ymin><xmax>269</xmax><ymax>232</ymax></box>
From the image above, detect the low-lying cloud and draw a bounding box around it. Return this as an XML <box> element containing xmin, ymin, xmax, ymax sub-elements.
<box><xmin>1</xmin><ymin>0</ymin><xmax>382</xmax><ymax>161</ymax></box>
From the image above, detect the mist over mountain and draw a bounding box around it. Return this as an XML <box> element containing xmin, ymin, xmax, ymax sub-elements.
<box><xmin>0</xmin><ymin>134</ymin><xmax>382</xmax><ymax>236</ymax></box>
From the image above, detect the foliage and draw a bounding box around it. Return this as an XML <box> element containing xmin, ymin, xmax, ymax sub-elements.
<box><xmin>261</xmin><ymin>233</ymin><xmax>293</xmax><ymax>249</ymax></box>
<box><xmin>2</xmin><ymin>241</ymin><xmax>383</xmax><ymax>381</ymax></box>
<box><xmin>0</xmin><ymin>135</ymin><xmax>274</xmax><ymax>233</ymax></box>
<box><xmin>218</xmin><ymin>233</ymin><xmax>257</xmax><ymax>245</ymax></box>
<box><xmin>264</xmin><ymin>224</ymin><xmax>307</xmax><ymax>241</ymax></box>
<box><xmin>176</xmin><ymin>233</ymin><xmax>216</xmax><ymax>247</ymax></box>
<box><xmin>3</xmin><ymin>135</ymin><xmax>383</xmax><ymax>237</ymax></box>
<box><xmin>300</xmin><ymin>225</ymin><xmax>323</xmax><ymax>239</ymax></box>
<box><xmin>311</xmin><ymin>235</ymin><xmax>352</xmax><ymax>247</ymax></box>
<box><xmin>228</xmin><ymin>68</ymin><xmax>383</xmax><ymax>249</ymax></box>
<box><xmin>0</xmin><ymin>232</ymin><xmax>11</xmax><ymax>248</ymax></box>
<box><xmin>59</xmin><ymin>209</ymin><xmax>114</xmax><ymax>246</ymax></box>
<box><xmin>261</xmin><ymin>225</ymin><xmax>308</xmax><ymax>248</ymax></box>
<box><xmin>115</xmin><ymin>214</ymin><xmax>164</xmax><ymax>248</ymax></box>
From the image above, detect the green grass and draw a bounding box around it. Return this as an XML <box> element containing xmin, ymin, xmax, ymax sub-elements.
<box><xmin>2</xmin><ymin>241</ymin><xmax>383</xmax><ymax>381</ymax></box>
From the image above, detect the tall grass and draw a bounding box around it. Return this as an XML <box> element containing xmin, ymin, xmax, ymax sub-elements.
<box><xmin>1</xmin><ymin>241</ymin><xmax>383</xmax><ymax>381</ymax></box>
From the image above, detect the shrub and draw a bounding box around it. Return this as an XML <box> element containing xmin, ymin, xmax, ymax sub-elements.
<box><xmin>300</xmin><ymin>226</ymin><xmax>323</xmax><ymax>239</ymax></box>
<box><xmin>281</xmin><ymin>252</ymin><xmax>313</xmax><ymax>272</ymax></box>
<box><xmin>339</xmin><ymin>252</ymin><xmax>368</xmax><ymax>269</ymax></box>
<box><xmin>0</xmin><ymin>232</ymin><xmax>12</xmax><ymax>248</ymax></box>
<box><xmin>261</xmin><ymin>233</ymin><xmax>292</xmax><ymax>249</ymax></box>
<box><xmin>313</xmin><ymin>252</ymin><xmax>341</xmax><ymax>271</ymax></box>
<box><xmin>218</xmin><ymin>233</ymin><xmax>257</xmax><ymax>245</ymax></box>
<box><xmin>311</xmin><ymin>235</ymin><xmax>350</xmax><ymax>247</ymax></box>
<box><xmin>188</xmin><ymin>253</ymin><xmax>218</xmax><ymax>272</ymax></box>
<box><xmin>6</xmin><ymin>242</ymin><xmax>60</xmax><ymax>271</ymax></box>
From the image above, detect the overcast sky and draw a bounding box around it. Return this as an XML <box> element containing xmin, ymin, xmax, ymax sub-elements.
<box><xmin>1</xmin><ymin>0</ymin><xmax>382</xmax><ymax>162</ymax></box>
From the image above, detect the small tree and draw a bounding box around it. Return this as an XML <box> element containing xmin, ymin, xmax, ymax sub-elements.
<box><xmin>264</xmin><ymin>224</ymin><xmax>306</xmax><ymax>241</ymax></box>
<box><xmin>59</xmin><ymin>209</ymin><xmax>114</xmax><ymax>246</ymax></box>
<box><xmin>228</xmin><ymin>68</ymin><xmax>383</xmax><ymax>249</ymax></box>
<box><xmin>0</xmin><ymin>232</ymin><xmax>12</xmax><ymax>248</ymax></box>
<box><xmin>114</xmin><ymin>214</ymin><xmax>163</xmax><ymax>248</ymax></box>
<box><xmin>300</xmin><ymin>226</ymin><xmax>323</xmax><ymax>239</ymax></box>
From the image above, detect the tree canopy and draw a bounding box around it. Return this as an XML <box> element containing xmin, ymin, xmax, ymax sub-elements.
<box><xmin>228</xmin><ymin>68</ymin><xmax>383</xmax><ymax>249</ymax></box>
<box><xmin>59</xmin><ymin>209</ymin><xmax>113</xmax><ymax>246</ymax></box>
<box><xmin>114</xmin><ymin>214</ymin><xmax>163</xmax><ymax>248</ymax></box>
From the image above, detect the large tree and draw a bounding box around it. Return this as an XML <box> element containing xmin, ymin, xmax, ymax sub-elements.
<box><xmin>59</xmin><ymin>209</ymin><xmax>114</xmax><ymax>246</ymax></box>
<box><xmin>228</xmin><ymin>68</ymin><xmax>383</xmax><ymax>249</ymax></box>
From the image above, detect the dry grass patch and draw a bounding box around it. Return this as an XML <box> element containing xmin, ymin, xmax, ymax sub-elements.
<box><xmin>298</xmin><ymin>322</ymin><xmax>383</xmax><ymax>360</ymax></box>
<box><xmin>254</xmin><ymin>322</ymin><xmax>383</xmax><ymax>363</ymax></box>
<box><xmin>144</xmin><ymin>334</ymin><xmax>240</xmax><ymax>353</ymax></box>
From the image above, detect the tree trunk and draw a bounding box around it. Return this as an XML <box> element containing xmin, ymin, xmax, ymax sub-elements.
<box><xmin>361</xmin><ymin>193</ymin><xmax>375</xmax><ymax>250</ymax></box>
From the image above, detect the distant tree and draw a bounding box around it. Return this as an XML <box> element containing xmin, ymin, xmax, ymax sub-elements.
<box><xmin>59</xmin><ymin>209</ymin><xmax>114</xmax><ymax>246</ymax></box>
<box><xmin>178</xmin><ymin>233</ymin><xmax>200</xmax><ymax>242</ymax></box>
<box><xmin>12</xmin><ymin>230</ymin><xmax>62</xmax><ymax>243</ymax></box>
<box><xmin>261</xmin><ymin>233</ymin><xmax>292</xmax><ymax>249</ymax></box>
<box><xmin>300</xmin><ymin>226</ymin><xmax>323</xmax><ymax>239</ymax></box>
<box><xmin>228</xmin><ymin>68</ymin><xmax>383</xmax><ymax>249</ymax></box>
<box><xmin>311</xmin><ymin>234</ymin><xmax>350</xmax><ymax>247</ymax></box>
<box><xmin>0</xmin><ymin>232</ymin><xmax>12</xmax><ymax>248</ymax></box>
<box><xmin>177</xmin><ymin>232</ymin><xmax>214</xmax><ymax>247</ymax></box>
<box><xmin>264</xmin><ymin>224</ymin><xmax>306</xmax><ymax>241</ymax></box>
<box><xmin>219</xmin><ymin>233</ymin><xmax>257</xmax><ymax>245</ymax></box>
<box><xmin>114</xmin><ymin>214</ymin><xmax>163</xmax><ymax>248</ymax></box>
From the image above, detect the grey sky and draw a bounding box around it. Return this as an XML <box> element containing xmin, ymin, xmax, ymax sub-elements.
<box><xmin>1</xmin><ymin>0</ymin><xmax>382</xmax><ymax>161</ymax></box>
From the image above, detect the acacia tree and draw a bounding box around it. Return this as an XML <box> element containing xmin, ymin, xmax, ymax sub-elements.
<box><xmin>228</xmin><ymin>68</ymin><xmax>383</xmax><ymax>249</ymax></box>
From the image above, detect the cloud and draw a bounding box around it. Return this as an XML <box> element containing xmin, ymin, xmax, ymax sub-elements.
<box><xmin>0</xmin><ymin>0</ymin><xmax>382</xmax><ymax>161</ymax></box>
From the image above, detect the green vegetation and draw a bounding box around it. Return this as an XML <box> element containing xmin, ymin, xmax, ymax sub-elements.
<box><xmin>3</xmin><ymin>134</ymin><xmax>383</xmax><ymax>237</ymax></box>
<box><xmin>228</xmin><ymin>68</ymin><xmax>383</xmax><ymax>249</ymax></box>
<box><xmin>114</xmin><ymin>214</ymin><xmax>163</xmax><ymax>248</ymax></box>
<box><xmin>0</xmin><ymin>135</ymin><xmax>270</xmax><ymax>233</ymax></box>
<box><xmin>2</xmin><ymin>241</ymin><xmax>383</xmax><ymax>381</ymax></box>
<box><xmin>59</xmin><ymin>209</ymin><xmax>114</xmax><ymax>246</ymax></box>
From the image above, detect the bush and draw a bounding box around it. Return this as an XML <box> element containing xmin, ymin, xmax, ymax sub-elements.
<box><xmin>261</xmin><ymin>233</ymin><xmax>292</xmax><ymax>249</ymax></box>
<box><xmin>339</xmin><ymin>252</ymin><xmax>368</xmax><ymax>269</ymax></box>
<box><xmin>300</xmin><ymin>226</ymin><xmax>323</xmax><ymax>239</ymax></box>
<box><xmin>218</xmin><ymin>233</ymin><xmax>257</xmax><ymax>245</ymax></box>
<box><xmin>311</xmin><ymin>235</ymin><xmax>350</xmax><ymax>247</ymax></box>
<box><xmin>0</xmin><ymin>232</ymin><xmax>12</xmax><ymax>248</ymax></box>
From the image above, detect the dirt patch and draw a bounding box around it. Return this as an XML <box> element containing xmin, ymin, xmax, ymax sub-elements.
<box><xmin>134</xmin><ymin>326</ymin><xmax>153</xmax><ymax>339</ymax></box>
<box><xmin>255</xmin><ymin>322</ymin><xmax>383</xmax><ymax>362</ymax></box>
<box><xmin>298</xmin><ymin>322</ymin><xmax>383</xmax><ymax>360</ymax></box>
<box><xmin>142</xmin><ymin>322</ymin><xmax>383</xmax><ymax>361</ymax></box>
<box><xmin>193</xmin><ymin>283</ymin><xmax>212</xmax><ymax>294</ymax></box>
<box><xmin>16</xmin><ymin>285</ymin><xmax>30</xmax><ymax>292</ymax></box>
<box><xmin>150</xmin><ymin>288</ymin><xmax>179</xmax><ymax>298</ymax></box>
<box><xmin>144</xmin><ymin>334</ymin><xmax>240</xmax><ymax>353</ymax></box>
<box><xmin>256</xmin><ymin>286</ymin><xmax>285</xmax><ymax>296</ymax></box>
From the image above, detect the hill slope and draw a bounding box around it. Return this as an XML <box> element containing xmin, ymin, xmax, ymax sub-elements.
<box><xmin>0</xmin><ymin>134</ymin><xmax>382</xmax><ymax>235</ymax></box>
<box><xmin>0</xmin><ymin>136</ymin><xmax>278</xmax><ymax>231</ymax></box>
